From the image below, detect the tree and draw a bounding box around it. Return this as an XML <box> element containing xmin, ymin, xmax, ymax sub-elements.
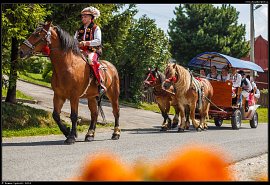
<box><xmin>45</xmin><ymin>4</ymin><xmax>123</xmax><ymax>35</ymax></box>
<box><xmin>168</xmin><ymin>4</ymin><xmax>250</xmax><ymax>66</ymax></box>
<box><xmin>121</xmin><ymin>15</ymin><xmax>171</xmax><ymax>102</ymax></box>
<box><xmin>2</xmin><ymin>4</ymin><xmax>51</xmax><ymax>103</ymax></box>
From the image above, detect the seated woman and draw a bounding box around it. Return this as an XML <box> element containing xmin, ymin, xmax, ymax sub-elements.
<box><xmin>199</xmin><ymin>68</ymin><xmax>206</xmax><ymax>77</ymax></box>
<box><xmin>219</xmin><ymin>66</ymin><xmax>231</xmax><ymax>82</ymax></box>
<box><xmin>246</xmin><ymin>74</ymin><xmax>260</xmax><ymax>104</ymax></box>
<box><xmin>230</xmin><ymin>67</ymin><xmax>242</xmax><ymax>105</ymax></box>
<box><xmin>206</xmin><ymin>65</ymin><xmax>220</xmax><ymax>80</ymax></box>
<box><xmin>238</xmin><ymin>70</ymin><xmax>252</xmax><ymax>111</ymax></box>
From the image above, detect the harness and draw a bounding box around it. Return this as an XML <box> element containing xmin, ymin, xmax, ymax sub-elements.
<box><xmin>189</xmin><ymin>69</ymin><xmax>202</xmax><ymax>110</ymax></box>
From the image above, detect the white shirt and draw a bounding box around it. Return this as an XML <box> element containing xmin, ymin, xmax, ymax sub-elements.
<box><xmin>251</xmin><ymin>81</ymin><xmax>257</xmax><ymax>89</ymax></box>
<box><xmin>230</xmin><ymin>73</ymin><xmax>242</xmax><ymax>87</ymax></box>
<box><xmin>74</xmin><ymin>25</ymin><xmax>101</xmax><ymax>46</ymax></box>
<box><xmin>206</xmin><ymin>73</ymin><xmax>220</xmax><ymax>80</ymax></box>
<box><xmin>241</xmin><ymin>78</ymin><xmax>252</xmax><ymax>92</ymax></box>
<box><xmin>218</xmin><ymin>74</ymin><xmax>231</xmax><ymax>82</ymax></box>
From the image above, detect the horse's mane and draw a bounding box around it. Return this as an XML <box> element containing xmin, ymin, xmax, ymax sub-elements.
<box><xmin>157</xmin><ymin>71</ymin><xmax>165</xmax><ymax>84</ymax></box>
<box><xmin>174</xmin><ymin>64</ymin><xmax>192</xmax><ymax>93</ymax></box>
<box><xmin>54</xmin><ymin>26</ymin><xmax>81</xmax><ymax>56</ymax></box>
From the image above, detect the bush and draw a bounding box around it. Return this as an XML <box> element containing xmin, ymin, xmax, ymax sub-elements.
<box><xmin>260</xmin><ymin>89</ymin><xmax>268</xmax><ymax>94</ymax></box>
<box><xmin>24</xmin><ymin>56</ymin><xmax>50</xmax><ymax>74</ymax></box>
<box><xmin>42</xmin><ymin>62</ymin><xmax>52</xmax><ymax>82</ymax></box>
<box><xmin>44</xmin><ymin>70</ymin><xmax>52</xmax><ymax>83</ymax></box>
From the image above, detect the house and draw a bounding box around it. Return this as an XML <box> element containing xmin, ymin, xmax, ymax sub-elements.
<box><xmin>241</xmin><ymin>35</ymin><xmax>268</xmax><ymax>90</ymax></box>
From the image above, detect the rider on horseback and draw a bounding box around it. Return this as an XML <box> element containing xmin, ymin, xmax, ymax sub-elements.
<box><xmin>74</xmin><ymin>6</ymin><xmax>106</xmax><ymax>97</ymax></box>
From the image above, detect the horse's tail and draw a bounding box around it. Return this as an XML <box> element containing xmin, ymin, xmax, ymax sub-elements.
<box><xmin>97</xmin><ymin>96</ymin><xmax>107</xmax><ymax>124</ymax></box>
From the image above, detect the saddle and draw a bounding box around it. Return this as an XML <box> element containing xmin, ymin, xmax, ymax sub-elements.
<box><xmin>79</xmin><ymin>52</ymin><xmax>109</xmax><ymax>98</ymax></box>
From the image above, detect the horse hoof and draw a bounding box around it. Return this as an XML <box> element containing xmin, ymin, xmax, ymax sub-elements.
<box><xmin>172</xmin><ymin>123</ymin><xmax>178</xmax><ymax>129</ymax></box>
<box><xmin>160</xmin><ymin>127</ymin><xmax>168</xmax><ymax>132</ymax></box>
<box><xmin>185</xmin><ymin>126</ymin><xmax>189</xmax><ymax>130</ymax></box>
<box><xmin>196</xmin><ymin>127</ymin><xmax>202</xmax><ymax>132</ymax></box>
<box><xmin>64</xmin><ymin>127</ymin><xmax>71</xmax><ymax>138</ymax></box>
<box><xmin>112</xmin><ymin>134</ymin><xmax>120</xmax><ymax>140</ymax></box>
<box><xmin>85</xmin><ymin>135</ymin><xmax>94</xmax><ymax>142</ymax></box>
<box><xmin>178</xmin><ymin>128</ymin><xmax>185</xmax><ymax>132</ymax></box>
<box><xmin>64</xmin><ymin>136</ymin><xmax>75</xmax><ymax>144</ymax></box>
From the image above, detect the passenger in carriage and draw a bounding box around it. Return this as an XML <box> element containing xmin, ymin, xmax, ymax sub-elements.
<box><xmin>230</xmin><ymin>67</ymin><xmax>242</xmax><ymax>105</ymax></box>
<box><xmin>246</xmin><ymin>74</ymin><xmax>260</xmax><ymax>103</ymax></box>
<box><xmin>206</xmin><ymin>65</ymin><xmax>220</xmax><ymax>80</ymax></box>
<box><xmin>230</xmin><ymin>67</ymin><xmax>242</xmax><ymax>88</ymax></box>
<box><xmin>199</xmin><ymin>68</ymin><xmax>206</xmax><ymax>77</ymax></box>
<box><xmin>218</xmin><ymin>65</ymin><xmax>231</xmax><ymax>82</ymax></box>
<box><xmin>238</xmin><ymin>70</ymin><xmax>252</xmax><ymax>111</ymax></box>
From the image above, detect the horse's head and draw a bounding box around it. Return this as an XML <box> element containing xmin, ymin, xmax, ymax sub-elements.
<box><xmin>162</xmin><ymin>63</ymin><xmax>178</xmax><ymax>90</ymax></box>
<box><xmin>19</xmin><ymin>22</ymin><xmax>52</xmax><ymax>58</ymax></box>
<box><xmin>143</xmin><ymin>67</ymin><xmax>161</xmax><ymax>91</ymax></box>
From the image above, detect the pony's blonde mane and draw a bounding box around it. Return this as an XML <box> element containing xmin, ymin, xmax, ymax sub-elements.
<box><xmin>173</xmin><ymin>64</ymin><xmax>191</xmax><ymax>93</ymax></box>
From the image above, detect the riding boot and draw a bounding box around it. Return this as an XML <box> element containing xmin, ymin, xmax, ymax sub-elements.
<box><xmin>97</xmin><ymin>70</ymin><xmax>107</xmax><ymax>98</ymax></box>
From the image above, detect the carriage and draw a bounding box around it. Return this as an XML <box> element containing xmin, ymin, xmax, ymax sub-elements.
<box><xmin>188</xmin><ymin>52</ymin><xmax>264</xmax><ymax>130</ymax></box>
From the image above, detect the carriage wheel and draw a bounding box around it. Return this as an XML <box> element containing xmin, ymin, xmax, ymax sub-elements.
<box><xmin>231</xmin><ymin>109</ymin><xmax>242</xmax><ymax>130</ymax></box>
<box><xmin>214</xmin><ymin>118</ymin><xmax>223</xmax><ymax>127</ymax></box>
<box><xmin>250</xmin><ymin>111</ymin><xmax>258</xmax><ymax>128</ymax></box>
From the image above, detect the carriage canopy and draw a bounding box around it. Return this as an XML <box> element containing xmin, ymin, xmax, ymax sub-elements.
<box><xmin>188</xmin><ymin>52</ymin><xmax>264</xmax><ymax>72</ymax></box>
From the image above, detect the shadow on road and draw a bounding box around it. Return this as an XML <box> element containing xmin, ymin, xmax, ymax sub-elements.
<box><xmin>121</xmin><ymin>125</ymin><xmax>250</xmax><ymax>135</ymax></box>
<box><xmin>2</xmin><ymin>138</ymin><xmax>112</xmax><ymax>147</ymax></box>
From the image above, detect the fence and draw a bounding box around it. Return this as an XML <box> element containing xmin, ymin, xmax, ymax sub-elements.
<box><xmin>141</xmin><ymin>90</ymin><xmax>157</xmax><ymax>103</ymax></box>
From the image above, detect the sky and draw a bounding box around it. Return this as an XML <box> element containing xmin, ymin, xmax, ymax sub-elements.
<box><xmin>132</xmin><ymin>4</ymin><xmax>268</xmax><ymax>41</ymax></box>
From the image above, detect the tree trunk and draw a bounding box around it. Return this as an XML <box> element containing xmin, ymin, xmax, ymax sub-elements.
<box><xmin>5</xmin><ymin>37</ymin><xmax>19</xmax><ymax>103</ymax></box>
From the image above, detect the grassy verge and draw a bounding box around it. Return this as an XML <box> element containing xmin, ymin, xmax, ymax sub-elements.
<box><xmin>2</xmin><ymin>87</ymin><xmax>34</xmax><ymax>100</ymax></box>
<box><xmin>135</xmin><ymin>102</ymin><xmax>268</xmax><ymax>123</ymax></box>
<box><xmin>18</xmin><ymin>72</ymin><xmax>51</xmax><ymax>88</ymax></box>
<box><xmin>2</xmin><ymin>102</ymin><xmax>113</xmax><ymax>137</ymax></box>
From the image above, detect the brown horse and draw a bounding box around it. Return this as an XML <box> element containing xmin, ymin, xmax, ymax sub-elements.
<box><xmin>143</xmin><ymin>67</ymin><xmax>179</xmax><ymax>131</ymax></box>
<box><xmin>19</xmin><ymin>22</ymin><xmax>120</xmax><ymax>144</ymax></box>
<box><xmin>163</xmin><ymin>63</ymin><xmax>213</xmax><ymax>132</ymax></box>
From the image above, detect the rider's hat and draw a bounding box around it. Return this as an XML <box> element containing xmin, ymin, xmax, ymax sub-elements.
<box><xmin>81</xmin><ymin>6</ymin><xmax>100</xmax><ymax>19</ymax></box>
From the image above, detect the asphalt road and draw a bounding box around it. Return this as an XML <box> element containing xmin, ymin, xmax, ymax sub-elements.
<box><xmin>2</xmin><ymin>80</ymin><xmax>268</xmax><ymax>181</ymax></box>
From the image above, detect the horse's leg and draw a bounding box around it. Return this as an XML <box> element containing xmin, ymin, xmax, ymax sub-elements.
<box><xmin>106</xmin><ymin>84</ymin><xmax>120</xmax><ymax>140</ymax></box>
<box><xmin>172</xmin><ymin>105</ymin><xmax>179</xmax><ymax>128</ymax></box>
<box><xmin>85</xmin><ymin>98</ymin><xmax>98</xmax><ymax>142</ymax></box>
<box><xmin>157</xmin><ymin>101</ymin><xmax>168</xmax><ymax>131</ymax></box>
<box><xmin>184</xmin><ymin>105</ymin><xmax>190</xmax><ymax>130</ymax></box>
<box><xmin>65</xmin><ymin>97</ymin><xmax>79</xmax><ymax>144</ymax></box>
<box><xmin>52</xmin><ymin>94</ymin><xmax>70</xmax><ymax>138</ymax></box>
<box><xmin>165</xmin><ymin>98</ymin><xmax>172</xmax><ymax>129</ymax></box>
<box><xmin>199</xmin><ymin>106</ymin><xmax>206</xmax><ymax>130</ymax></box>
<box><xmin>190</xmin><ymin>101</ymin><xmax>202</xmax><ymax>132</ymax></box>
<box><xmin>177</xmin><ymin>104</ymin><xmax>186</xmax><ymax>132</ymax></box>
<box><xmin>205</xmin><ymin>102</ymin><xmax>210</xmax><ymax>128</ymax></box>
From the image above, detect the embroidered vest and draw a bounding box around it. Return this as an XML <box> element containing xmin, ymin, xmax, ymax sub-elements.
<box><xmin>77</xmin><ymin>23</ymin><xmax>102</xmax><ymax>55</ymax></box>
<box><xmin>77</xmin><ymin>22</ymin><xmax>97</xmax><ymax>42</ymax></box>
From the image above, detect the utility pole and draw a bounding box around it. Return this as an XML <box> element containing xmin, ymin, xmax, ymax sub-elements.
<box><xmin>250</xmin><ymin>3</ymin><xmax>262</xmax><ymax>78</ymax></box>
<box><xmin>250</xmin><ymin>3</ymin><xmax>255</xmax><ymax>78</ymax></box>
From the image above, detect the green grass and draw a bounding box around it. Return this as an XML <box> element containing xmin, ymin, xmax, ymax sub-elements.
<box><xmin>2</xmin><ymin>87</ymin><xmax>34</xmax><ymax>100</ymax></box>
<box><xmin>136</xmin><ymin>102</ymin><xmax>268</xmax><ymax>124</ymax></box>
<box><xmin>18</xmin><ymin>72</ymin><xmax>51</xmax><ymax>88</ymax></box>
<box><xmin>138</xmin><ymin>102</ymin><xmax>175</xmax><ymax>115</ymax></box>
<box><xmin>2</xmin><ymin>102</ymin><xmax>113</xmax><ymax>137</ymax></box>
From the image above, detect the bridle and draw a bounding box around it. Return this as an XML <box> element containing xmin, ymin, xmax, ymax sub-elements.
<box><xmin>22</xmin><ymin>26</ymin><xmax>52</xmax><ymax>56</ymax></box>
<box><xmin>165</xmin><ymin>67</ymin><xmax>178</xmax><ymax>83</ymax></box>
<box><xmin>144</xmin><ymin>71</ymin><xmax>162</xmax><ymax>88</ymax></box>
